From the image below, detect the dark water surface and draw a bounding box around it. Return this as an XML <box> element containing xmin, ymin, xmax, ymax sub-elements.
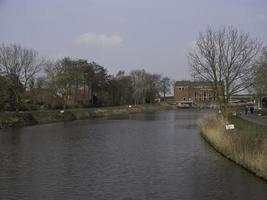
<box><xmin>0</xmin><ymin>110</ymin><xmax>266</xmax><ymax>200</ymax></box>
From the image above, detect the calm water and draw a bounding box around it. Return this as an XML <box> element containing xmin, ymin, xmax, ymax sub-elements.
<box><xmin>0</xmin><ymin>110</ymin><xmax>266</xmax><ymax>200</ymax></box>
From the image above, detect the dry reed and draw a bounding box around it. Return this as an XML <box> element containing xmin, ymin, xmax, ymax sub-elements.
<box><xmin>198</xmin><ymin>113</ymin><xmax>267</xmax><ymax>180</ymax></box>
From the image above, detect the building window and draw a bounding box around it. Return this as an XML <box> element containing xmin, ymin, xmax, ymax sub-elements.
<box><xmin>183</xmin><ymin>97</ymin><xmax>186</xmax><ymax>101</ymax></box>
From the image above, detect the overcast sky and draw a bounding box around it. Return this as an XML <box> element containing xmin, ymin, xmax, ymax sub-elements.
<box><xmin>0</xmin><ymin>0</ymin><xmax>266</xmax><ymax>79</ymax></box>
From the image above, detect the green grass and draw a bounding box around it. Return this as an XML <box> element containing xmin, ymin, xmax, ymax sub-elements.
<box><xmin>229</xmin><ymin>115</ymin><xmax>267</xmax><ymax>138</ymax></box>
<box><xmin>256</xmin><ymin>108</ymin><xmax>267</xmax><ymax>116</ymax></box>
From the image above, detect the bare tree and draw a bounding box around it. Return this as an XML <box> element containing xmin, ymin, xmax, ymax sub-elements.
<box><xmin>130</xmin><ymin>69</ymin><xmax>147</xmax><ymax>105</ymax></box>
<box><xmin>253</xmin><ymin>47</ymin><xmax>267</xmax><ymax>106</ymax></box>
<box><xmin>189</xmin><ymin>26</ymin><xmax>261</xmax><ymax>104</ymax></box>
<box><xmin>0</xmin><ymin>44</ymin><xmax>44</xmax><ymax>89</ymax></box>
<box><xmin>145</xmin><ymin>73</ymin><xmax>161</xmax><ymax>104</ymax></box>
<box><xmin>160</xmin><ymin>77</ymin><xmax>171</xmax><ymax>101</ymax></box>
<box><xmin>44</xmin><ymin>59</ymin><xmax>71</xmax><ymax>109</ymax></box>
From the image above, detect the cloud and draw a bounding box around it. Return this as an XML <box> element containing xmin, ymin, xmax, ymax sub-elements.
<box><xmin>74</xmin><ymin>32</ymin><xmax>123</xmax><ymax>47</ymax></box>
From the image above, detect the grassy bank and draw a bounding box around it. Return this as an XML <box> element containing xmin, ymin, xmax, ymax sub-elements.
<box><xmin>198</xmin><ymin>113</ymin><xmax>267</xmax><ymax>180</ymax></box>
<box><xmin>256</xmin><ymin>108</ymin><xmax>267</xmax><ymax>116</ymax></box>
<box><xmin>0</xmin><ymin>104</ymin><xmax>170</xmax><ymax>128</ymax></box>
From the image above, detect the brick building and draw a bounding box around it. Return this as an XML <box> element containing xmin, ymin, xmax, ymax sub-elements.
<box><xmin>174</xmin><ymin>81</ymin><xmax>223</xmax><ymax>103</ymax></box>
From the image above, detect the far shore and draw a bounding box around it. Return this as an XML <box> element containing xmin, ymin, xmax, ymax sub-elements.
<box><xmin>0</xmin><ymin>104</ymin><xmax>175</xmax><ymax>129</ymax></box>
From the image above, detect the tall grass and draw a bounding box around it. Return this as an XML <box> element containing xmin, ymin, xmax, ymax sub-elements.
<box><xmin>198</xmin><ymin>113</ymin><xmax>267</xmax><ymax>180</ymax></box>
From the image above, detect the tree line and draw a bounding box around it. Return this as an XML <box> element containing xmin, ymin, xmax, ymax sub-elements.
<box><xmin>2</xmin><ymin>26</ymin><xmax>264</xmax><ymax>112</ymax></box>
<box><xmin>0</xmin><ymin>44</ymin><xmax>171</xmax><ymax>111</ymax></box>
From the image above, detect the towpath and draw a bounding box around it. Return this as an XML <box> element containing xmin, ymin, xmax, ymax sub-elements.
<box><xmin>241</xmin><ymin>114</ymin><xmax>267</xmax><ymax>127</ymax></box>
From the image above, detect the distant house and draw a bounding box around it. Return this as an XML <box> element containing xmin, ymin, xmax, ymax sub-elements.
<box><xmin>174</xmin><ymin>81</ymin><xmax>223</xmax><ymax>103</ymax></box>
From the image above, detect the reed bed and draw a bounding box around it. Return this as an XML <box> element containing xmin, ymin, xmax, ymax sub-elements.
<box><xmin>198</xmin><ymin>113</ymin><xmax>267</xmax><ymax>180</ymax></box>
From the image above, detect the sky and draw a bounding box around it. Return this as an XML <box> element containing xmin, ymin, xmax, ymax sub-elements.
<box><xmin>0</xmin><ymin>0</ymin><xmax>266</xmax><ymax>80</ymax></box>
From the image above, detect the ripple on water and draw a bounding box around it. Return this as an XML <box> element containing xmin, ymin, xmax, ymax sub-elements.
<box><xmin>0</xmin><ymin>110</ymin><xmax>266</xmax><ymax>200</ymax></box>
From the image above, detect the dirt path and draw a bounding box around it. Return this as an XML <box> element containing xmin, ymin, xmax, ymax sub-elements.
<box><xmin>241</xmin><ymin>114</ymin><xmax>267</xmax><ymax>127</ymax></box>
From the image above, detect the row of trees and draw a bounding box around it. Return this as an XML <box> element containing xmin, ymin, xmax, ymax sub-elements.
<box><xmin>0</xmin><ymin>44</ymin><xmax>171</xmax><ymax>111</ymax></box>
<box><xmin>189</xmin><ymin>26</ymin><xmax>267</xmax><ymax>106</ymax></box>
<box><xmin>3</xmin><ymin>26</ymin><xmax>264</xmax><ymax>111</ymax></box>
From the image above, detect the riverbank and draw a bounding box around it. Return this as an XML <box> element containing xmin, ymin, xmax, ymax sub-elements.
<box><xmin>0</xmin><ymin>104</ymin><xmax>172</xmax><ymax>129</ymax></box>
<box><xmin>198</xmin><ymin>113</ymin><xmax>267</xmax><ymax>181</ymax></box>
<box><xmin>241</xmin><ymin>114</ymin><xmax>267</xmax><ymax>126</ymax></box>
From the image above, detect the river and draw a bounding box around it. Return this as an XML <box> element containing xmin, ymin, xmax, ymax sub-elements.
<box><xmin>0</xmin><ymin>110</ymin><xmax>266</xmax><ymax>200</ymax></box>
